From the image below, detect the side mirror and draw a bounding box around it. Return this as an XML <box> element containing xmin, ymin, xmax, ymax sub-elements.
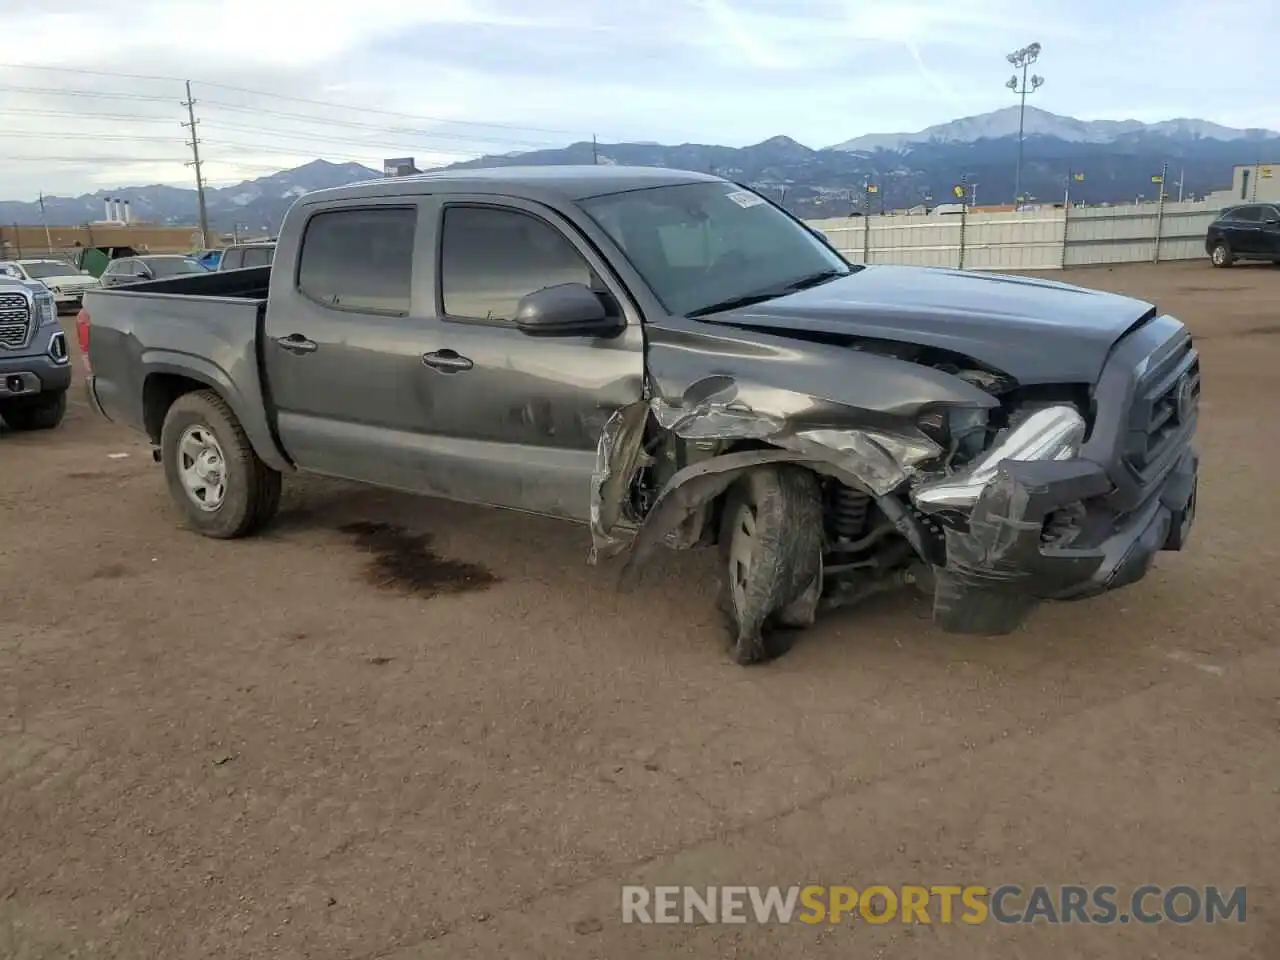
<box><xmin>513</xmin><ymin>283</ymin><xmax>623</xmax><ymax>337</ymax></box>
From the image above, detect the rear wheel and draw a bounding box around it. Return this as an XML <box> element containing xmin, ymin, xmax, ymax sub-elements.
<box><xmin>0</xmin><ymin>391</ymin><xmax>67</xmax><ymax>431</ymax></box>
<box><xmin>159</xmin><ymin>389</ymin><xmax>281</xmax><ymax>538</ymax></box>
<box><xmin>1210</xmin><ymin>241</ymin><xmax>1234</xmax><ymax>267</ymax></box>
<box><xmin>716</xmin><ymin>465</ymin><xmax>823</xmax><ymax>665</ymax></box>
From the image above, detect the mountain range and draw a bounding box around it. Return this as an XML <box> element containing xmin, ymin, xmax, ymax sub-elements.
<box><xmin>2</xmin><ymin>106</ymin><xmax>1276</xmax><ymax>231</ymax></box>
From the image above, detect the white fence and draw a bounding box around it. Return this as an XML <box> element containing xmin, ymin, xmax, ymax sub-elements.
<box><xmin>807</xmin><ymin>201</ymin><xmax>1218</xmax><ymax>271</ymax></box>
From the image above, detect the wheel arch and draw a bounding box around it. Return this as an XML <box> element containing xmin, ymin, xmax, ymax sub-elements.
<box><xmin>140</xmin><ymin>356</ymin><xmax>291</xmax><ymax>472</ymax></box>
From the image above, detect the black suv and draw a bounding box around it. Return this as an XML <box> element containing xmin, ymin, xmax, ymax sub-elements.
<box><xmin>1206</xmin><ymin>203</ymin><xmax>1280</xmax><ymax>267</ymax></box>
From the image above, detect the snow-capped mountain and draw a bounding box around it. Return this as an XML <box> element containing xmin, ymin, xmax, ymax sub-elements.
<box><xmin>0</xmin><ymin>159</ymin><xmax>380</xmax><ymax>236</ymax></box>
<box><xmin>831</xmin><ymin>105</ymin><xmax>1280</xmax><ymax>152</ymax></box>
<box><xmin>4</xmin><ymin>106</ymin><xmax>1280</xmax><ymax>226</ymax></box>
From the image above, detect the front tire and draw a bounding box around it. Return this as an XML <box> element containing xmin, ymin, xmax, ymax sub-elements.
<box><xmin>159</xmin><ymin>389</ymin><xmax>281</xmax><ymax>538</ymax></box>
<box><xmin>1210</xmin><ymin>241</ymin><xmax>1234</xmax><ymax>267</ymax></box>
<box><xmin>0</xmin><ymin>391</ymin><xmax>67</xmax><ymax>431</ymax></box>
<box><xmin>717</xmin><ymin>465</ymin><xmax>823</xmax><ymax>665</ymax></box>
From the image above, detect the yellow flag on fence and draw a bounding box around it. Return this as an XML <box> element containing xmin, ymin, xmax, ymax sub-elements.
<box><xmin>952</xmin><ymin>184</ymin><xmax>965</xmax><ymax>198</ymax></box>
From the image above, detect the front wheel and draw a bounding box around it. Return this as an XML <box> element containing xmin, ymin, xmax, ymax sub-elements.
<box><xmin>717</xmin><ymin>465</ymin><xmax>823</xmax><ymax>664</ymax></box>
<box><xmin>0</xmin><ymin>391</ymin><xmax>67</xmax><ymax>431</ymax></box>
<box><xmin>159</xmin><ymin>389</ymin><xmax>281</xmax><ymax>538</ymax></box>
<box><xmin>1210</xmin><ymin>241</ymin><xmax>1234</xmax><ymax>267</ymax></box>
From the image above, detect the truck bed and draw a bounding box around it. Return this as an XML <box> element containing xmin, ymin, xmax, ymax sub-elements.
<box><xmin>82</xmin><ymin>265</ymin><xmax>285</xmax><ymax>470</ymax></box>
<box><xmin>98</xmin><ymin>264</ymin><xmax>272</xmax><ymax>301</ymax></box>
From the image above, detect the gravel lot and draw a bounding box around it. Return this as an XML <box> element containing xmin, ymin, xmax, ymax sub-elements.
<box><xmin>1</xmin><ymin>261</ymin><xmax>1277</xmax><ymax>958</ymax></box>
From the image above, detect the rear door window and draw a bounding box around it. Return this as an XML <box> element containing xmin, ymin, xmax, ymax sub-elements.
<box><xmin>297</xmin><ymin>208</ymin><xmax>416</xmax><ymax>315</ymax></box>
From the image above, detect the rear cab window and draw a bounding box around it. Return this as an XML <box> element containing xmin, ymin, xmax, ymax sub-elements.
<box><xmin>242</xmin><ymin>247</ymin><xmax>274</xmax><ymax>268</ymax></box>
<box><xmin>297</xmin><ymin>207</ymin><xmax>416</xmax><ymax>315</ymax></box>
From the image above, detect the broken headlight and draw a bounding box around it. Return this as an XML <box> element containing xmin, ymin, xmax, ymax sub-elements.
<box><xmin>910</xmin><ymin>405</ymin><xmax>1086</xmax><ymax>512</ymax></box>
<box><xmin>917</xmin><ymin>405</ymin><xmax>991</xmax><ymax>463</ymax></box>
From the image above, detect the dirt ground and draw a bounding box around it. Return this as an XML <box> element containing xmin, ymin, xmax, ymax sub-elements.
<box><xmin>1</xmin><ymin>260</ymin><xmax>1277</xmax><ymax>959</ymax></box>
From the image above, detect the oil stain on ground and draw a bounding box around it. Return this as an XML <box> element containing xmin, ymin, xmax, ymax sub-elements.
<box><xmin>338</xmin><ymin>520</ymin><xmax>499</xmax><ymax>598</ymax></box>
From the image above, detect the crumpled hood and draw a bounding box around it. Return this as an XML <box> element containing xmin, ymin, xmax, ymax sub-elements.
<box><xmin>701</xmin><ymin>264</ymin><xmax>1157</xmax><ymax>384</ymax></box>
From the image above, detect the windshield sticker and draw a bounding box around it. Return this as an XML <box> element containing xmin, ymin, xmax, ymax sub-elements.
<box><xmin>726</xmin><ymin>190</ymin><xmax>766</xmax><ymax>209</ymax></box>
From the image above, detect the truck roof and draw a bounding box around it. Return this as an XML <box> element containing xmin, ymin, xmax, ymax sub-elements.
<box><xmin>304</xmin><ymin>165</ymin><xmax>721</xmax><ymax>205</ymax></box>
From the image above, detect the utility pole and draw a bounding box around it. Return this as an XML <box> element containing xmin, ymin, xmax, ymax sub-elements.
<box><xmin>1176</xmin><ymin>168</ymin><xmax>1185</xmax><ymax>202</ymax></box>
<box><xmin>182</xmin><ymin>80</ymin><xmax>210</xmax><ymax>247</ymax></box>
<box><xmin>591</xmin><ymin>134</ymin><xmax>599</xmax><ymax>165</ymax></box>
<box><xmin>1005</xmin><ymin>42</ymin><xmax>1044</xmax><ymax>207</ymax></box>
<box><xmin>1153</xmin><ymin>160</ymin><xmax>1168</xmax><ymax>263</ymax></box>
<box><xmin>37</xmin><ymin>192</ymin><xmax>52</xmax><ymax>254</ymax></box>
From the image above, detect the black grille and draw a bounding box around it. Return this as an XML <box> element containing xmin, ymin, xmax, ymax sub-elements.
<box><xmin>1124</xmin><ymin>336</ymin><xmax>1200</xmax><ymax>477</ymax></box>
<box><xmin>0</xmin><ymin>292</ymin><xmax>32</xmax><ymax>350</ymax></box>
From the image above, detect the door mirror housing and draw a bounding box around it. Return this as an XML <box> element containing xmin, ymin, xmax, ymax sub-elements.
<box><xmin>513</xmin><ymin>283</ymin><xmax>623</xmax><ymax>337</ymax></box>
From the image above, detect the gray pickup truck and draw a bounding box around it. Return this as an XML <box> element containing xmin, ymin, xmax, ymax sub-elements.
<box><xmin>0</xmin><ymin>275</ymin><xmax>70</xmax><ymax>432</ymax></box>
<box><xmin>81</xmin><ymin>167</ymin><xmax>1200</xmax><ymax>664</ymax></box>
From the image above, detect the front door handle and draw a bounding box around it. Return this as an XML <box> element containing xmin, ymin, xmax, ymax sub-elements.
<box><xmin>273</xmin><ymin>334</ymin><xmax>318</xmax><ymax>355</ymax></box>
<box><xmin>422</xmin><ymin>349</ymin><xmax>474</xmax><ymax>373</ymax></box>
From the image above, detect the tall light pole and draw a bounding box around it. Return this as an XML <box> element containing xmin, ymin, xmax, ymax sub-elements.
<box><xmin>1006</xmin><ymin>42</ymin><xmax>1044</xmax><ymax>207</ymax></box>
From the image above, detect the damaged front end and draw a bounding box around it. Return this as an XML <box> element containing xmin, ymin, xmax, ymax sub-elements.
<box><xmin>589</xmin><ymin>312</ymin><xmax>1199</xmax><ymax>645</ymax></box>
<box><xmin>587</xmin><ymin>335</ymin><xmax>1003</xmax><ymax>632</ymax></box>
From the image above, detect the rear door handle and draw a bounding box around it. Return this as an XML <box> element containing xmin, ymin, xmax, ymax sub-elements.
<box><xmin>273</xmin><ymin>334</ymin><xmax>318</xmax><ymax>355</ymax></box>
<box><xmin>422</xmin><ymin>349</ymin><xmax>473</xmax><ymax>373</ymax></box>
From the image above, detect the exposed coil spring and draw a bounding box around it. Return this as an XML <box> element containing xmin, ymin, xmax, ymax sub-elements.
<box><xmin>832</xmin><ymin>485</ymin><xmax>871</xmax><ymax>541</ymax></box>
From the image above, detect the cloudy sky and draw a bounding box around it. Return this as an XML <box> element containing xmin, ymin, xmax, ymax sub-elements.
<box><xmin>1</xmin><ymin>0</ymin><xmax>1276</xmax><ymax>200</ymax></box>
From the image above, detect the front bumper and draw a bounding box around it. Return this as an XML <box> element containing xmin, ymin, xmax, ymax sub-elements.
<box><xmin>51</xmin><ymin>290</ymin><xmax>93</xmax><ymax>309</ymax></box>
<box><xmin>931</xmin><ymin>449</ymin><xmax>1198</xmax><ymax>634</ymax></box>
<box><xmin>0</xmin><ymin>347</ymin><xmax>72</xmax><ymax>397</ymax></box>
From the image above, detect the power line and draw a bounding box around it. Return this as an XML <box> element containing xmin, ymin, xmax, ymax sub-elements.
<box><xmin>198</xmin><ymin>125</ymin><xmax>516</xmax><ymax>159</ymax></box>
<box><xmin>0</xmin><ymin>62</ymin><xmax>186</xmax><ymax>84</ymax></box>
<box><xmin>194</xmin><ymin>81</ymin><xmax>594</xmax><ymax>137</ymax></box>
<box><xmin>0</xmin><ymin>83</ymin><xmax>177</xmax><ymax>102</ymax></box>
<box><xmin>0</xmin><ymin>107</ymin><xmax>180</xmax><ymax>124</ymax></box>
<box><xmin>198</xmin><ymin>100</ymin><xmax>573</xmax><ymax>150</ymax></box>
<box><xmin>0</xmin><ymin>63</ymin><xmax>603</xmax><ymax>138</ymax></box>
<box><xmin>0</xmin><ymin>154</ymin><xmax>188</xmax><ymax>163</ymax></box>
<box><xmin>4</xmin><ymin>130</ymin><xmax>185</xmax><ymax>143</ymax></box>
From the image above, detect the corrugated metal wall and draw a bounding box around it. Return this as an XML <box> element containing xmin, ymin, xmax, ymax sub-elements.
<box><xmin>807</xmin><ymin>201</ymin><xmax>1219</xmax><ymax>271</ymax></box>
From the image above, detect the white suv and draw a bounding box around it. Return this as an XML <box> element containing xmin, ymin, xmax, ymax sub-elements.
<box><xmin>0</xmin><ymin>259</ymin><xmax>100</xmax><ymax>310</ymax></box>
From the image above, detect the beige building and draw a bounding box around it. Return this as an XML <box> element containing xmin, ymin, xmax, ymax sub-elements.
<box><xmin>1204</xmin><ymin>162</ymin><xmax>1280</xmax><ymax>208</ymax></box>
<box><xmin>0</xmin><ymin>223</ymin><xmax>203</xmax><ymax>261</ymax></box>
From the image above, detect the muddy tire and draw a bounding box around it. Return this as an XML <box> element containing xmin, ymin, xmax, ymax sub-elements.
<box><xmin>0</xmin><ymin>391</ymin><xmax>67</xmax><ymax>431</ymax></box>
<box><xmin>159</xmin><ymin>389</ymin><xmax>281</xmax><ymax>539</ymax></box>
<box><xmin>717</xmin><ymin>465</ymin><xmax>823</xmax><ymax>664</ymax></box>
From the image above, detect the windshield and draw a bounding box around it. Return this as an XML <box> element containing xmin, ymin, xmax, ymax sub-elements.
<box><xmin>21</xmin><ymin>261</ymin><xmax>76</xmax><ymax>279</ymax></box>
<box><xmin>148</xmin><ymin>258</ymin><xmax>208</xmax><ymax>277</ymax></box>
<box><xmin>579</xmin><ymin>181</ymin><xmax>851</xmax><ymax>317</ymax></box>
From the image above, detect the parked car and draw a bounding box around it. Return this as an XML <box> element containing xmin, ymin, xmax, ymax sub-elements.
<box><xmin>79</xmin><ymin>167</ymin><xmax>1201</xmax><ymax>664</ymax></box>
<box><xmin>0</xmin><ymin>258</ymin><xmax>100</xmax><ymax>311</ymax></box>
<box><xmin>1205</xmin><ymin>203</ymin><xmax>1280</xmax><ymax>267</ymax></box>
<box><xmin>0</xmin><ymin>274</ymin><xmax>70</xmax><ymax>431</ymax></box>
<box><xmin>217</xmin><ymin>242</ymin><xmax>275</xmax><ymax>271</ymax></box>
<box><xmin>99</xmin><ymin>255</ymin><xmax>210</xmax><ymax>288</ymax></box>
